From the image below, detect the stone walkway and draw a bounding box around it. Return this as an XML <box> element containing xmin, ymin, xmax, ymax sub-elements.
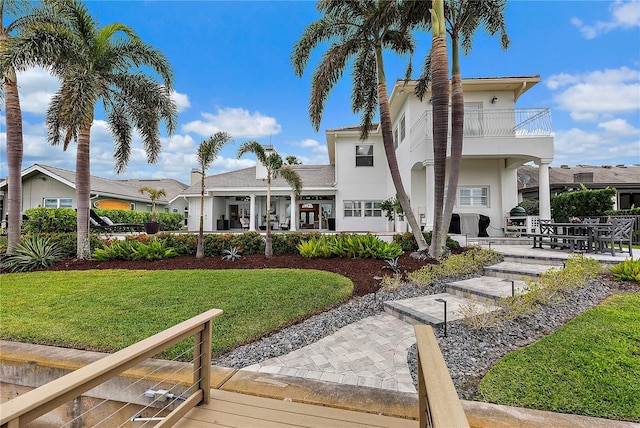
<box><xmin>243</xmin><ymin>314</ymin><xmax>417</xmax><ymax>393</ymax></box>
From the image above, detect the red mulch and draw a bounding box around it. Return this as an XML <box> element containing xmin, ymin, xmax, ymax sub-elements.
<box><xmin>46</xmin><ymin>252</ymin><xmax>436</xmax><ymax>296</ymax></box>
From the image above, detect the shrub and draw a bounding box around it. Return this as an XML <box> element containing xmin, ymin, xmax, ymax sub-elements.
<box><xmin>1</xmin><ymin>235</ymin><xmax>64</xmax><ymax>272</ymax></box>
<box><xmin>272</xmin><ymin>232</ymin><xmax>320</xmax><ymax>255</ymax></box>
<box><xmin>23</xmin><ymin>208</ymin><xmax>77</xmax><ymax>233</ymax></box>
<box><xmin>550</xmin><ymin>187</ymin><xmax>616</xmax><ymax>221</ymax></box>
<box><xmin>297</xmin><ymin>234</ymin><xmax>402</xmax><ymax>259</ymax></box>
<box><xmin>609</xmin><ymin>258</ymin><xmax>640</xmax><ymax>282</ymax></box>
<box><xmin>408</xmin><ymin>247</ymin><xmax>500</xmax><ymax>288</ymax></box>
<box><xmin>518</xmin><ymin>199</ymin><xmax>539</xmax><ymax>216</ymax></box>
<box><xmin>393</xmin><ymin>231</ymin><xmax>460</xmax><ymax>252</ymax></box>
<box><xmin>92</xmin><ymin>238</ymin><xmax>177</xmax><ymax>261</ymax></box>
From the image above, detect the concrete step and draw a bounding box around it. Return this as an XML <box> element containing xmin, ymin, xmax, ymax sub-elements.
<box><xmin>468</xmin><ymin>237</ymin><xmax>533</xmax><ymax>246</ymax></box>
<box><xmin>484</xmin><ymin>261</ymin><xmax>554</xmax><ymax>281</ymax></box>
<box><xmin>383</xmin><ymin>293</ymin><xmax>500</xmax><ymax>326</ymax></box>
<box><xmin>501</xmin><ymin>254</ymin><xmax>566</xmax><ymax>267</ymax></box>
<box><xmin>446</xmin><ymin>276</ymin><xmax>528</xmax><ymax>304</ymax></box>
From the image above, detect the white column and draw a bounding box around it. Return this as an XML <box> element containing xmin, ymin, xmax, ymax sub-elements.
<box><xmin>249</xmin><ymin>194</ymin><xmax>256</xmax><ymax>231</ymax></box>
<box><xmin>424</xmin><ymin>161</ymin><xmax>435</xmax><ymax>231</ymax></box>
<box><xmin>538</xmin><ymin>162</ymin><xmax>551</xmax><ymax>220</ymax></box>
<box><xmin>290</xmin><ymin>193</ymin><xmax>297</xmax><ymax>231</ymax></box>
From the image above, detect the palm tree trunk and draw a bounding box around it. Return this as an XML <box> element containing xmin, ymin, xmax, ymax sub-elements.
<box><xmin>3</xmin><ymin>68</ymin><xmax>24</xmax><ymax>255</ymax></box>
<box><xmin>430</xmin><ymin>0</ymin><xmax>449</xmax><ymax>258</ymax></box>
<box><xmin>375</xmin><ymin>48</ymin><xmax>428</xmax><ymax>251</ymax></box>
<box><xmin>265</xmin><ymin>176</ymin><xmax>273</xmax><ymax>258</ymax></box>
<box><xmin>76</xmin><ymin>124</ymin><xmax>92</xmax><ymax>259</ymax></box>
<box><xmin>196</xmin><ymin>173</ymin><xmax>205</xmax><ymax>259</ymax></box>
<box><xmin>440</xmin><ymin>38</ymin><xmax>464</xmax><ymax>252</ymax></box>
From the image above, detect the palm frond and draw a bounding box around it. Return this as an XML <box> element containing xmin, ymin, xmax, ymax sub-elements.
<box><xmin>279</xmin><ymin>165</ymin><xmax>303</xmax><ymax>200</ymax></box>
<box><xmin>237</xmin><ymin>140</ymin><xmax>267</xmax><ymax>164</ymax></box>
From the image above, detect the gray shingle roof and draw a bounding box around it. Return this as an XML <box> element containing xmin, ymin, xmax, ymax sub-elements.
<box><xmin>182</xmin><ymin>165</ymin><xmax>336</xmax><ymax>194</ymax></box>
<box><xmin>518</xmin><ymin>164</ymin><xmax>640</xmax><ymax>190</ymax></box>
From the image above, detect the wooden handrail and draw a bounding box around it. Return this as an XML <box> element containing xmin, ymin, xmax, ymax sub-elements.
<box><xmin>0</xmin><ymin>308</ymin><xmax>223</xmax><ymax>428</ymax></box>
<box><xmin>414</xmin><ymin>325</ymin><xmax>469</xmax><ymax>428</ymax></box>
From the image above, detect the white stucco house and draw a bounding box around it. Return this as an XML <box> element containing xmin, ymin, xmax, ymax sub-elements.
<box><xmin>180</xmin><ymin>75</ymin><xmax>554</xmax><ymax>236</ymax></box>
<box><xmin>0</xmin><ymin>164</ymin><xmax>189</xmax><ymax>226</ymax></box>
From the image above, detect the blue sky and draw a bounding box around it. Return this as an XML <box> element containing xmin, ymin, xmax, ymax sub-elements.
<box><xmin>1</xmin><ymin>0</ymin><xmax>639</xmax><ymax>185</ymax></box>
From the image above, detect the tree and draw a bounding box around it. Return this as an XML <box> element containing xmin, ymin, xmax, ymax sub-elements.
<box><xmin>237</xmin><ymin>142</ymin><xmax>302</xmax><ymax>258</ymax></box>
<box><xmin>7</xmin><ymin>0</ymin><xmax>177</xmax><ymax>258</ymax></box>
<box><xmin>408</xmin><ymin>0</ymin><xmax>509</xmax><ymax>257</ymax></box>
<box><xmin>139</xmin><ymin>186</ymin><xmax>167</xmax><ymax>223</ymax></box>
<box><xmin>291</xmin><ymin>0</ymin><xmax>428</xmax><ymax>251</ymax></box>
<box><xmin>195</xmin><ymin>132</ymin><xmax>233</xmax><ymax>259</ymax></box>
<box><xmin>286</xmin><ymin>155</ymin><xmax>302</xmax><ymax>165</ymax></box>
<box><xmin>0</xmin><ymin>0</ymin><xmax>35</xmax><ymax>254</ymax></box>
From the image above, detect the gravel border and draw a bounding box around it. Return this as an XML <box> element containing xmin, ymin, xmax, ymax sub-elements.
<box><xmin>212</xmin><ymin>274</ymin><xmax>617</xmax><ymax>399</ymax></box>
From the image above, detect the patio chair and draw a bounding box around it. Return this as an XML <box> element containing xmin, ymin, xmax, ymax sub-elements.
<box><xmin>594</xmin><ymin>217</ymin><xmax>634</xmax><ymax>257</ymax></box>
<box><xmin>279</xmin><ymin>217</ymin><xmax>290</xmax><ymax>230</ymax></box>
<box><xmin>89</xmin><ymin>209</ymin><xmax>144</xmax><ymax>231</ymax></box>
<box><xmin>239</xmin><ymin>217</ymin><xmax>250</xmax><ymax>230</ymax></box>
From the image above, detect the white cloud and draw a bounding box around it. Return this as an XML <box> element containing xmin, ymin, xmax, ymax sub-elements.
<box><xmin>546</xmin><ymin>67</ymin><xmax>640</xmax><ymax>121</ymax></box>
<box><xmin>553</xmin><ymin>124</ymin><xmax>640</xmax><ymax>166</ymax></box>
<box><xmin>164</xmin><ymin>134</ymin><xmax>196</xmax><ymax>151</ymax></box>
<box><xmin>572</xmin><ymin>0</ymin><xmax>640</xmax><ymax>39</ymax></box>
<box><xmin>598</xmin><ymin>118</ymin><xmax>638</xmax><ymax>136</ymax></box>
<box><xmin>182</xmin><ymin>107</ymin><xmax>281</xmax><ymax>138</ymax></box>
<box><xmin>289</xmin><ymin>138</ymin><xmax>329</xmax><ymax>164</ymax></box>
<box><xmin>16</xmin><ymin>67</ymin><xmax>60</xmax><ymax>114</ymax></box>
<box><xmin>171</xmin><ymin>91</ymin><xmax>190</xmax><ymax>112</ymax></box>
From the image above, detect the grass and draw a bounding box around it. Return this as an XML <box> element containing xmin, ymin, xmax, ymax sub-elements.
<box><xmin>478</xmin><ymin>292</ymin><xmax>640</xmax><ymax>422</ymax></box>
<box><xmin>0</xmin><ymin>269</ymin><xmax>353</xmax><ymax>360</ymax></box>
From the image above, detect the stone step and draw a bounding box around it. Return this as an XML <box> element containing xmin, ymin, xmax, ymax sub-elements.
<box><xmin>483</xmin><ymin>261</ymin><xmax>554</xmax><ymax>281</ymax></box>
<box><xmin>446</xmin><ymin>276</ymin><xmax>528</xmax><ymax>304</ymax></box>
<box><xmin>468</xmin><ymin>237</ymin><xmax>533</xmax><ymax>246</ymax></box>
<box><xmin>383</xmin><ymin>293</ymin><xmax>499</xmax><ymax>326</ymax></box>
<box><xmin>501</xmin><ymin>254</ymin><xmax>565</xmax><ymax>267</ymax></box>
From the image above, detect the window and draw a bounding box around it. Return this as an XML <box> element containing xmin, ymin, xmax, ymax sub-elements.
<box><xmin>355</xmin><ymin>144</ymin><xmax>373</xmax><ymax>167</ymax></box>
<box><xmin>393</xmin><ymin>126</ymin><xmax>399</xmax><ymax>149</ymax></box>
<box><xmin>344</xmin><ymin>200</ymin><xmax>362</xmax><ymax>217</ymax></box>
<box><xmin>364</xmin><ymin>201</ymin><xmax>382</xmax><ymax>217</ymax></box>
<box><xmin>44</xmin><ymin>198</ymin><xmax>72</xmax><ymax>208</ymax></box>
<box><xmin>400</xmin><ymin>115</ymin><xmax>406</xmax><ymax>141</ymax></box>
<box><xmin>459</xmin><ymin>187</ymin><xmax>489</xmax><ymax>207</ymax></box>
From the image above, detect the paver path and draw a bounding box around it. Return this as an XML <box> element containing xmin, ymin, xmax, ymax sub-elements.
<box><xmin>242</xmin><ymin>313</ymin><xmax>417</xmax><ymax>393</ymax></box>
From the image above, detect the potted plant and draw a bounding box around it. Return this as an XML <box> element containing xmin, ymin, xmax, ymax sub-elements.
<box><xmin>139</xmin><ymin>186</ymin><xmax>167</xmax><ymax>234</ymax></box>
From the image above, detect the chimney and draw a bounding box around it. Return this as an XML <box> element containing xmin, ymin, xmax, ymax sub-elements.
<box><xmin>191</xmin><ymin>169</ymin><xmax>201</xmax><ymax>186</ymax></box>
<box><xmin>255</xmin><ymin>145</ymin><xmax>276</xmax><ymax>180</ymax></box>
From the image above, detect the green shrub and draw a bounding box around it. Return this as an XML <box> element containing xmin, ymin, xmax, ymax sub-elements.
<box><xmin>23</xmin><ymin>208</ymin><xmax>77</xmax><ymax>233</ymax></box>
<box><xmin>609</xmin><ymin>258</ymin><xmax>640</xmax><ymax>282</ymax></box>
<box><xmin>550</xmin><ymin>186</ymin><xmax>616</xmax><ymax>221</ymax></box>
<box><xmin>92</xmin><ymin>238</ymin><xmax>177</xmax><ymax>261</ymax></box>
<box><xmin>95</xmin><ymin>209</ymin><xmax>183</xmax><ymax>232</ymax></box>
<box><xmin>393</xmin><ymin>231</ymin><xmax>460</xmax><ymax>252</ymax></box>
<box><xmin>272</xmin><ymin>232</ymin><xmax>320</xmax><ymax>255</ymax></box>
<box><xmin>408</xmin><ymin>247</ymin><xmax>500</xmax><ymax>288</ymax></box>
<box><xmin>1</xmin><ymin>235</ymin><xmax>64</xmax><ymax>272</ymax></box>
<box><xmin>297</xmin><ymin>234</ymin><xmax>402</xmax><ymax>259</ymax></box>
<box><xmin>518</xmin><ymin>199</ymin><xmax>539</xmax><ymax>215</ymax></box>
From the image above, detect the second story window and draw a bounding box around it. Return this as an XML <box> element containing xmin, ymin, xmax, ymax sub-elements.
<box><xmin>355</xmin><ymin>144</ymin><xmax>373</xmax><ymax>167</ymax></box>
<box><xmin>400</xmin><ymin>115</ymin><xmax>406</xmax><ymax>141</ymax></box>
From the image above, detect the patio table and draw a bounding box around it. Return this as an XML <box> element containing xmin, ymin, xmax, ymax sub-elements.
<box><xmin>530</xmin><ymin>222</ymin><xmax>611</xmax><ymax>252</ymax></box>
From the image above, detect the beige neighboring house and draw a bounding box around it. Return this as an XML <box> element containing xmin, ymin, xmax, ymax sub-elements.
<box><xmin>0</xmin><ymin>164</ymin><xmax>188</xmax><ymax>227</ymax></box>
<box><xmin>180</xmin><ymin>75</ymin><xmax>555</xmax><ymax>237</ymax></box>
<box><xmin>517</xmin><ymin>164</ymin><xmax>640</xmax><ymax>210</ymax></box>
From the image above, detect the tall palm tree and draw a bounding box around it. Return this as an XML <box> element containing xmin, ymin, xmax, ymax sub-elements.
<box><xmin>7</xmin><ymin>0</ymin><xmax>177</xmax><ymax>258</ymax></box>
<box><xmin>408</xmin><ymin>0</ymin><xmax>509</xmax><ymax>257</ymax></box>
<box><xmin>195</xmin><ymin>132</ymin><xmax>233</xmax><ymax>259</ymax></box>
<box><xmin>237</xmin><ymin>142</ymin><xmax>302</xmax><ymax>258</ymax></box>
<box><xmin>292</xmin><ymin>0</ymin><xmax>428</xmax><ymax>251</ymax></box>
<box><xmin>1</xmin><ymin>0</ymin><xmax>34</xmax><ymax>254</ymax></box>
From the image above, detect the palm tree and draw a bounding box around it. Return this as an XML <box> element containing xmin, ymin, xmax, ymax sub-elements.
<box><xmin>195</xmin><ymin>132</ymin><xmax>233</xmax><ymax>259</ymax></box>
<box><xmin>139</xmin><ymin>186</ymin><xmax>167</xmax><ymax>223</ymax></box>
<box><xmin>408</xmin><ymin>0</ymin><xmax>509</xmax><ymax>257</ymax></box>
<box><xmin>286</xmin><ymin>155</ymin><xmax>301</xmax><ymax>165</ymax></box>
<box><xmin>7</xmin><ymin>0</ymin><xmax>177</xmax><ymax>258</ymax></box>
<box><xmin>291</xmin><ymin>0</ymin><xmax>428</xmax><ymax>251</ymax></box>
<box><xmin>1</xmin><ymin>0</ymin><xmax>35</xmax><ymax>254</ymax></box>
<box><xmin>237</xmin><ymin>142</ymin><xmax>302</xmax><ymax>258</ymax></box>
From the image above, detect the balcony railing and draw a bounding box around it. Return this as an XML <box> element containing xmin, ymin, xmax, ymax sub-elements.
<box><xmin>410</xmin><ymin>108</ymin><xmax>553</xmax><ymax>140</ymax></box>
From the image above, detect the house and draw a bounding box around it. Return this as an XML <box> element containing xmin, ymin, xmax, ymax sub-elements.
<box><xmin>0</xmin><ymin>164</ymin><xmax>188</xmax><ymax>226</ymax></box>
<box><xmin>517</xmin><ymin>164</ymin><xmax>640</xmax><ymax>210</ymax></box>
<box><xmin>181</xmin><ymin>75</ymin><xmax>555</xmax><ymax>236</ymax></box>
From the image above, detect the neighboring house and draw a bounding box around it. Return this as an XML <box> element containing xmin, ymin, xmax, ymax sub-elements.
<box><xmin>0</xmin><ymin>164</ymin><xmax>188</xmax><ymax>226</ymax></box>
<box><xmin>517</xmin><ymin>164</ymin><xmax>640</xmax><ymax>210</ymax></box>
<box><xmin>181</xmin><ymin>75</ymin><xmax>555</xmax><ymax>236</ymax></box>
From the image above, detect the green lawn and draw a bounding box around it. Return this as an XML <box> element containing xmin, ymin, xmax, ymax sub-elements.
<box><xmin>0</xmin><ymin>269</ymin><xmax>353</xmax><ymax>360</ymax></box>
<box><xmin>478</xmin><ymin>292</ymin><xmax>640</xmax><ymax>422</ymax></box>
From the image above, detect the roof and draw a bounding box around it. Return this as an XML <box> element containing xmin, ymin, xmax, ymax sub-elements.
<box><xmin>517</xmin><ymin>164</ymin><xmax>640</xmax><ymax>190</ymax></box>
<box><xmin>181</xmin><ymin>165</ymin><xmax>336</xmax><ymax>195</ymax></box>
<box><xmin>1</xmin><ymin>164</ymin><xmax>187</xmax><ymax>203</ymax></box>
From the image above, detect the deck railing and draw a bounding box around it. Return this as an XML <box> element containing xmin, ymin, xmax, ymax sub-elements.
<box><xmin>0</xmin><ymin>308</ymin><xmax>223</xmax><ymax>428</ymax></box>
<box><xmin>410</xmin><ymin>108</ymin><xmax>553</xmax><ymax>140</ymax></box>
<box><xmin>415</xmin><ymin>325</ymin><xmax>470</xmax><ymax>428</ymax></box>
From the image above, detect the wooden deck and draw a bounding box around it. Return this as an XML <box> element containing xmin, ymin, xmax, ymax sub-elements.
<box><xmin>173</xmin><ymin>389</ymin><xmax>418</xmax><ymax>428</ymax></box>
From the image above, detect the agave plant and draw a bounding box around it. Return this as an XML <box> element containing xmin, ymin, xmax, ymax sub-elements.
<box><xmin>1</xmin><ymin>235</ymin><xmax>64</xmax><ymax>272</ymax></box>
